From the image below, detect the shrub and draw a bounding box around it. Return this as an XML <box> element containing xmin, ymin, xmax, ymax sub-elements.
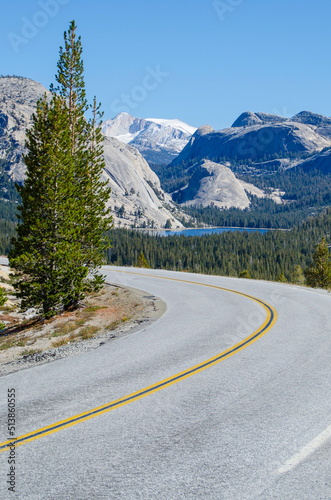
<box><xmin>277</xmin><ymin>272</ymin><xmax>287</xmax><ymax>283</ymax></box>
<box><xmin>0</xmin><ymin>287</ymin><xmax>7</xmax><ymax>307</ymax></box>
<box><xmin>239</xmin><ymin>270</ymin><xmax>252</xmax><ymax>279</ymax></box>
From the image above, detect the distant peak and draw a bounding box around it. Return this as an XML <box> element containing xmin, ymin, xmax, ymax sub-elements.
<box><xmin>195</xmin><ymin>125</ymin><xmax>214</xmax><ymax>136</ymax></box>
<box><xmin>290</xmin><ymin>111</ymin><xmax>331</xmax><ymax>126</ymax></box>
<box><xmin>114</xmin><ymin>111</ymin><xmax>132</xmax><ymax>118</ymax></box>
<box><xmin>0</xmin><ymin>75</ymin><xmax>32</xmax><ymax>80</ymax></box>
<box><xmin>232</xmin><ymin>111</ymin><xmax>286</xmax><ymax>128</ymax></box>
<box><xmin>231</xmin><ymin>112</ymin><xmax>260</xmax><ymax>128</ymax></box>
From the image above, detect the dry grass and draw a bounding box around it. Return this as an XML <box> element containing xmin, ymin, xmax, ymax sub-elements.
<box><xmin>0</xmin><ymin>333</ymin><xmax>33</xmax><ymax>350</ymax></box>
<box><xmin>65</xmin><ymin>326</ymin><xmax>100</xmax><ymax>342</ymax></box>
<box><xmin>51</xmin><ymin>318</ymin><xmax>85</xmax><ymax>337</ymax></box>
<box><xmin>105</xmin><ymin>315</ymin><xmax>130</xmax><ymax>331</ymax></box>
<box><xmin>49</xmin><ymin>307</ymin><xmax>101</xmax><ymax>344</ymax></box>
<box><xmin>52</xmin><ymin>337</ymin><xmax>68</xmax><ymax>348</ymax></box>
<box><xmin>80</xmin><ymin>325</ymin><xmax>100</xmax><ymax>340</ymax></box>
<box><xmin>106</xmin><ymin>320</ymin><xmax>121</xmax><ymax>330</ymax></box>
<box><xmin>84</xmin><ymin>305</ymin><xmax>102</xmax><ymax>313</ymax></box>
<box><xmin>68</xmin><ymin>332</ymin><xmax>80</xmax><ymax>342</ymax></box>
<box><xmin>77</xmin><ymin>309</ymin><xmax>95</xmax><ymax>321</ymax></box>
<box><xmin>0</xmin><ymin>338</ymin><xmax>16</xmax><ymax>350</ymax></box>
<box><xmin>15</xmin><ymin>337</ymin><xmax>27</xmax><ymax>347</ymax></box>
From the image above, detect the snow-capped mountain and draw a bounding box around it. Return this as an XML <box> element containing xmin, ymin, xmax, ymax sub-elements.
<box><xmin>102</xmin><ymin>112</ymin><xmax>197</xmax><ymax>164</ymax></box>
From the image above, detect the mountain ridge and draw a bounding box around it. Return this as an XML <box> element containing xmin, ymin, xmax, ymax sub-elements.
<box><xmin>172</xmin><ymin>110</ymin><xmax>331</xmax><ymax>167</ymax></box>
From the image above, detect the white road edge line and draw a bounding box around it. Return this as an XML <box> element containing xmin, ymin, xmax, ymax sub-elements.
<box><xmin>277</xmin><ymin>424</ymin><xmax>331</xmax><ymax>474</ymax></box>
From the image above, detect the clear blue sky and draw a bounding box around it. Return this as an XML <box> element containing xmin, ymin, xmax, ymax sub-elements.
<box><xmin>1</xmin><ymin>0</ymin><xmax>330</xmax><ymax>130</ymax></box>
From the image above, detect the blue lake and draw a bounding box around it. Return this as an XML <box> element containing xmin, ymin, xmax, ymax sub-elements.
<box><xmin>146</xmin><ymin>227</ymin><xmax>269</xmax><ymax>237</ymax></box>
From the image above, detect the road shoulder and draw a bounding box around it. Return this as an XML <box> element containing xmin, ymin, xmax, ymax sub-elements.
<box><xmin>0</xmin><ymin>281</ymin><xmax>166</xmax><ymax>377</ymax></box>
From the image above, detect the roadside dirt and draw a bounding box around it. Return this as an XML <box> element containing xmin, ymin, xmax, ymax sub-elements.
<box><xmin>0</xmin><ymin>265</ymin><xmax>166</xmax><ymax>376</ymax></box>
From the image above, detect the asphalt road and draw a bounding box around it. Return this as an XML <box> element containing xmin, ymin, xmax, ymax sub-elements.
<box><xmin>0</xmin><ymin>266</ymin><xmax>330</xmax><ymax>499</ymax></box>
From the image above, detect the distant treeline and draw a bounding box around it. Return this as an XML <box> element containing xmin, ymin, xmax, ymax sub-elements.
<box><xmin>105</xmin><ymin>208</ymin><xmax>331</xmax><ymax>283</ymax></box>
<box><xmin>0</xmin><ymin>160</ymin><xmax>19</xmax><ymax>254</ymax></box>
<box><xmin>0</xmin><ymin>220</ymin><xmax>16</xmax><ymax>255</ymax></box>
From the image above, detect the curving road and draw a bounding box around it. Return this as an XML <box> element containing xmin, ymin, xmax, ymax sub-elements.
<box><xmin>0</xmin><ymin>266</ymin><xmax>330</xmax><ymax>499</ymax></box>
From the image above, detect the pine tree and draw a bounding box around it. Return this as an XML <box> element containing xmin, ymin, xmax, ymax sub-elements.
<box><xmin>51</xmin><ymin>20</ymin><xmax>112</xmax><ymax>308</ymax></box>
<box><xmin>136</xmin><ymin>251</ymin><xmax>150</xmax><ymax>268</ymax></box>
<box><xmin>9</xmin><ymin>21</ymin><xmax>112</xmax><ymax>317</ymax></box>
<box><xmin>9</xmin><ymin>95</ymin><xmax>77</xmax><ymax>316</ymax></box>
<box><xmin>0</xmin><ymin>286</ymin><xmax>7</xmax><ymax>307</ymax></box>
<box><xmin>291</xmin><ymin>265</ymin><xmax>305</xmax><ymax>285</ymax></box>
<box><xmin>305</xmin><ymin>238</ymin><xmax>331</xmax><ymax>289</ymax></box>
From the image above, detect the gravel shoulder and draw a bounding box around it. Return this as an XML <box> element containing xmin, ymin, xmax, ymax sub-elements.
<box><xmin>0</xmin><ymin>270</ymin><xmax>166</xmax><ymax>377</ymax></box>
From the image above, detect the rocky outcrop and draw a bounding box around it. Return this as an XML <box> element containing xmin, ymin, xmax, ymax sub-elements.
<box><xmin>291</xmin><ymin>111</ymin><xmax>331</xmax><ymax>127</ymax></box>
<box><xmin>232</xmin><ymin>111</ymin><xmax>287</xmax><ymax>128</ymax></box>
<box><xmin>0</xmin><ymin>76</ymin><xmax>51</xmax><ymax>181</ymax></box>
<box><xmin>102</xmin><ymin>112</ymin><xmax>196</xmax><ymax>164</ymax></box>
<box><xmin>290</xmin><ymin>111</ymin><xmax>331</xmax><ymax>140</ymax></box>
<box><xmin>294</xmin><ymin>148</ymin><xmax>331</xmax><ymax>174</ymax></box>
<box><xmin>173</xmin><ymin>160</ymin><xmax>250</xmax><ymax>209</ymax></box>
<box><xmin>102</xmin><ymin>137</ymin><xmax>183</xmax><ymax>228</ymax></box>
<box><xmin>172</xmin><ymin>158</ymin><xmax>285</xmax><ymax>208</ymax></box>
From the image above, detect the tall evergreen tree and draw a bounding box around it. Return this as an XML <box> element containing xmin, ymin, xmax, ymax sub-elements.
<box><xmin>9</xmin><ymin>95</ymin><xmax>79</xmax><ymax>317</ymax></box>
<box><xmin>51</xmin><ymin>20</ymin><xmax>112</xmax><ymax>308</ymax></box>
<box><xmin>0</xmin><ymin>286</ymin><xmax>7</xmax><ymax>307</ymax></box>
<box><xmin>9</xmin><ymin>21</ymin><xmax>112</xmax><ymax>317</ymax></box>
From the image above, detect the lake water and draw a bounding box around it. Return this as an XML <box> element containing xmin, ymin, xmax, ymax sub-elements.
<box><xmin>146</xmin><ymin>227</ymin><xmax>268</xmax><ymax>237</ymax></box>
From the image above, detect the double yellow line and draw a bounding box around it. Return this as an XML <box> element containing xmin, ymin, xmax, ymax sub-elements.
<box><xmin>0</xmin><ymin>271</ymin><xmax>277</xmax><ymax>453</ymax></box>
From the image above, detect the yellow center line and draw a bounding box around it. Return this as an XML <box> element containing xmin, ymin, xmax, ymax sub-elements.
<box><xmin>0</xmin><ymin>270</ymin><xmax>277</xmax><ymax>453</ymax></box>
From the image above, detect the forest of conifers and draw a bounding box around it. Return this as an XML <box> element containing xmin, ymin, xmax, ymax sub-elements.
<box><xmin>1</xmin><ymin>203</ymin><xmax>330</xmax><ymax>283</ymax></box>
<box><xmin>105</xmin><ymin>208</ymin><xmax>331</xmax><ymax>282</ymax></box>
